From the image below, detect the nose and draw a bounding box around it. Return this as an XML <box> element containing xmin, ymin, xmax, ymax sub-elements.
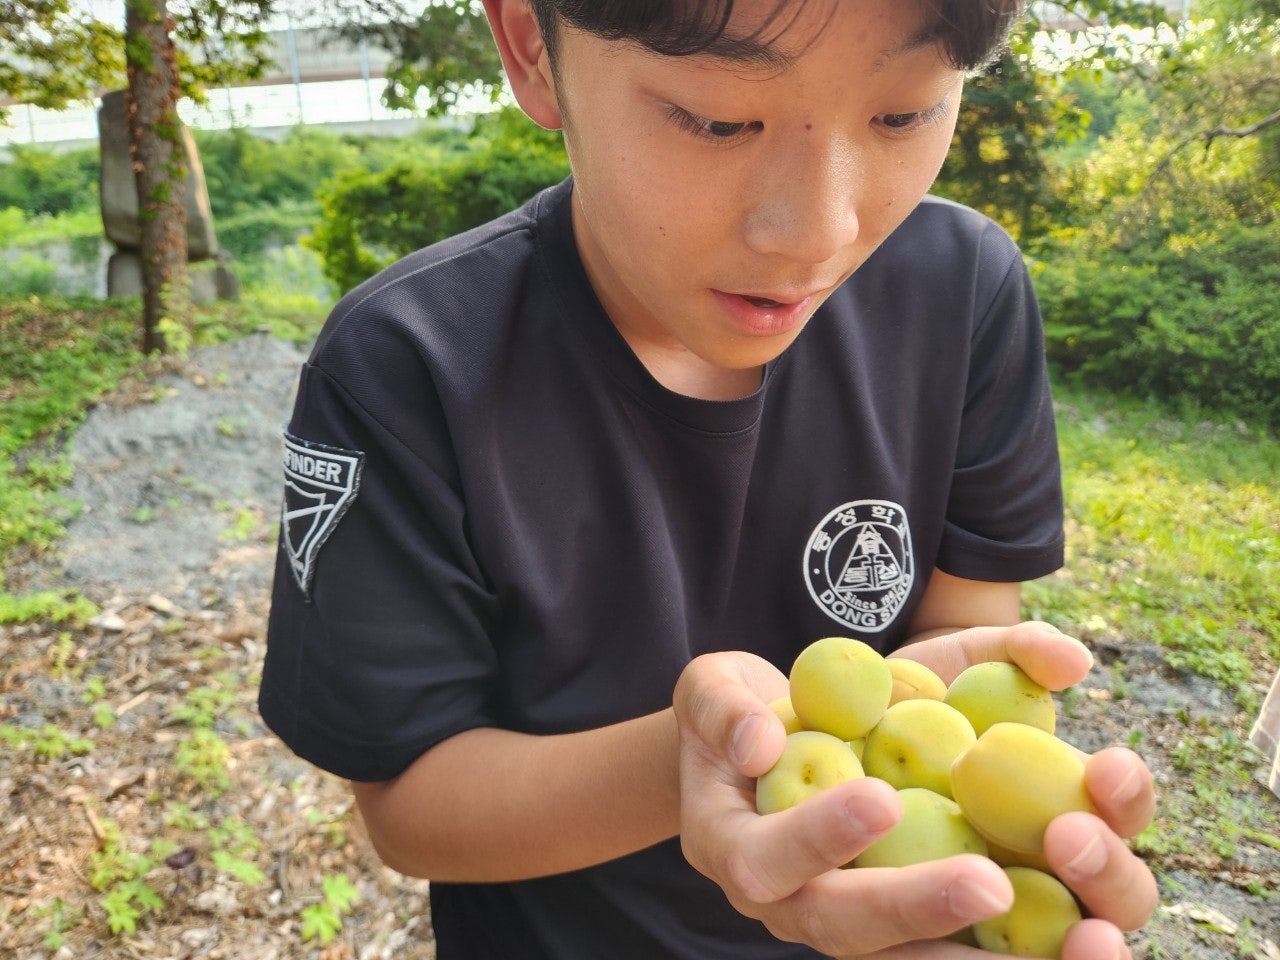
<box><xmin>742</xmin><ymin>135</ymin><xmax>862</xmax><ymax>265</ymax></box>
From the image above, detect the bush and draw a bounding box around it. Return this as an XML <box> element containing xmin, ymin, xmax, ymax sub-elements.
<box><xmin>0</xmin><ymin>144</ymin><xmax>100</xmax><ymax>216</ymax></box>
<box><xmin>1035</xmin><ymin>218</ymin><xmax>1280</xmax><ymax>429</ymax></box>
<box><xmin>0</xmin><ymin>253</ymin><xmax>58</xmax><ymax>297</ymax></box>
<box><xmin>307</xmin><ymin>109</ymin><xmax>569</xmax><ymax>293</ymax></box>
<box><xmin>194</xmin><ymin>122</ymin><xmax>475</xmax><ymax>220</ymax></box>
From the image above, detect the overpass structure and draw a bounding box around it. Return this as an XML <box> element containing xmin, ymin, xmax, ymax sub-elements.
<box><xmin>2</xmin><ymin>22</ymin><xmax>430</xmax><ymax>151</ymax></box>
<box><xmin>3</xmin><ymin>0</ymin><xmax>1192</xmax><ymax>151</ymax></box>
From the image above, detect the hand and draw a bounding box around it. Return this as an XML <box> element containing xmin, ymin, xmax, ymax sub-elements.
<box><xmin>673</xmin><ymin>651</ymin><xmax>1019</xmax><ymax>958</ymax></box>
<box><xmin>892</xmin><ymin>622</ymin><xmax>1161</xmax><ymax>958</ymax></box>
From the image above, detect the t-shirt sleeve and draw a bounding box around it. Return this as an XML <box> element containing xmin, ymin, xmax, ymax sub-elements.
<box><xmin>935</xmin><ymin>236</ymin><xmax>1065</xmax><ymax>583</ymax></box>
<box><xmin>259</xmin><ymin>342</ymin><xmax>500</xmax><ymax>783</ymax></box>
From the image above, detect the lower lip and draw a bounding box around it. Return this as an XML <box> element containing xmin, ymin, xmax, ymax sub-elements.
<box><xmin>712</xmin><ymin>290</ymin><xmax>813</xmax><ymax>337</ymax></box>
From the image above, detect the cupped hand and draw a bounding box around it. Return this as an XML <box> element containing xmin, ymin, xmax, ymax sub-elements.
<box><xmin>672</xmin><ymin>651</ymin><xmax>1019</xmax><ymax>957</ymax></box>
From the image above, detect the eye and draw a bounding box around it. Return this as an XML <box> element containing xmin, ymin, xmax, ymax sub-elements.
<box><xmin>874</xmin><ymin>100</ymin><xmax>952</xmax><ymax>135</ymax></box>
<box><xmin>666</xmin><ymin>105</ymin><xmax>761</xmax><ymax>144</ymax></box>
<box><xmin>880</xmin><ymin>112</ymin><xmax>924</xmax><ymax>129</ymax></box>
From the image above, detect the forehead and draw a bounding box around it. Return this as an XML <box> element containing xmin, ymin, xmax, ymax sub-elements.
<box><xmin>705</xmin><ymin>0</ymin><xmax>937</xmax><ymax>71</ymax></box>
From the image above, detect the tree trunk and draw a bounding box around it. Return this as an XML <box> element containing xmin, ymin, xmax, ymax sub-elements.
<box><xmin>124</xmin><ymin>0</ymin><xmax>190</xmax><ymax>354</ymax></box>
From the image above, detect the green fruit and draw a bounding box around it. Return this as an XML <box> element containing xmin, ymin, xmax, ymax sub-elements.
<box><xmin>972</xmin><ymin>866</ymin><xmax>1082</xmax><ymax>958</ymax></box>
<box><xmin>861</xmin><ymin>698</ymin><xmax>976</xmax><ymax>798</ymax></box>
<box><xmin>886</xmin><ymin>657</ymin><xmax>947</xmax><ymax>705</ymax></box>
<box><xmin>789</xmin><ymin>636</ymin><xmax>893</xmax><ymax>742</ymax></box>
<box><xmin>944</xmin><ymin>661</ymin><xmax>1056</xmax><ymax>737</ymax></box>
<box><xmin>755</xmin><ymin>730</ymin><xmax>864</xmax><ymax>815</ymax></box>
<box><xmin>769</xmin><ymin>695</ymin><xmax>805</xmax><ymax>734</ymax></box>
<box><xmin>852</xmin><ymin>787</ymin><xmax>988</xmax><ymax>868</ymax></box>
<box><xmin>951</xmin><ymin>722</ymin><xmax>1098</xmax><ymax>855</ymax></box>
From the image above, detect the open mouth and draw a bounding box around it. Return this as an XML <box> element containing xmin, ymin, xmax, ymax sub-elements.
<box><xmin>742</xmin><ymin>295</ymin><xmax>785</xmax><ymax>309</ymax></box>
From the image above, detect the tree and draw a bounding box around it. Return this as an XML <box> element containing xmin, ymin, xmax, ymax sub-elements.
<box><xmin>125</xmin><ymin>0</ymin><xmax>191</xmax><ymax>354</ymax></box>
<box><xmin>2</xmin><ymin>0</ymin><xmax>274</xmax><ymax>352</ymax></box>
<box><xmin>320</xmin><ymin>0</ymin><xmax>504</xmax><ymax>116</ymax></box>
<box><xmin>0</xmin><ymin>1</ymin><xmax>123</xmax><ymax>120</ymax></box>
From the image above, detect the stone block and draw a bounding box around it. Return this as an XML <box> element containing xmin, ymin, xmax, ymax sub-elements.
<box><xmin>98</xmin><ymin>89</ymin><xmax>219</xmax><ymax>260</ymax></box>
<box><xmin>107</xmin><ymin>249</ymin><xmax>144</xmax><ymax>299</ymax></box>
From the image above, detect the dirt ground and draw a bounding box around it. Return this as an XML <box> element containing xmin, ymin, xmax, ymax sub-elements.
<box><xmin>1</xmin><ymin>334</ymin><xmax>1277</xmax><ymax>958</ymax></box>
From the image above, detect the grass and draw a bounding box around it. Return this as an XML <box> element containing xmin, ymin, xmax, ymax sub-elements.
<box><xmin>1025</xmin><ymin>386</ymin><xmax>1280</xmax><ymax>712</ymax></box>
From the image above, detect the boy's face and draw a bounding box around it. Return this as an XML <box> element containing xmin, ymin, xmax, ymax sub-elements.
<box><xmin>550</xmin><ymin>0</ymin><xmax>964</xmax><ymax>398</ymax></box>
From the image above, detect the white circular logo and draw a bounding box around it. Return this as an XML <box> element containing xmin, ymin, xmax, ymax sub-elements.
<box><xmin>804</xmin><ymin>499</ymin><xmax>914</xmax><ymax>634</ymax></box>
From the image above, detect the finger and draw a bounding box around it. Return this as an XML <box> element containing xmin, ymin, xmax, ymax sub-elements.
<box><xmin>674</xmin><ymin>652</ymin><xmax>791</xmax><ymax>776</ymax></box>
<box><xmin>898</xmin><ymin>621</ymin><xmax>1094</xmax><ymax>689</ymax></box>
<box><xmin>1060</xmin><ymin>916</ymin><xmax>1131</xmax><ymax>960</ymax></box>
<box><xmin>1045</xmin><ymin>811</ymin><xmax>1160</xmax><ymax>931</ymax></box>
<box><xmin>763</xmin><ymin>855</ymin><xmax>1013</xmax><ymax>957</ymax></box>
<box><xmin>1083</xmin><ymin>747</ymin><xmax>1157</xmax><ymax>838</ymax></box>
<box><xmin>725</xmin><ymin>777</ymin><xmax>902</xmax><ymax>903</ymax></box>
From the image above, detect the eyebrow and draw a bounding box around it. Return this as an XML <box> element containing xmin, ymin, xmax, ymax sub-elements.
<box><xmin>872</xmin><ymin>21</ymin><xmax>947</xmax><ymax>72</ymax></box>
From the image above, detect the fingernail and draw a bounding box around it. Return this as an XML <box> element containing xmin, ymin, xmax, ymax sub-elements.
<box><xmin>1110</xmin><ymin>764</ymin><xmax>1142</xmax><ymax>804</ymax></box>
<box><xmin>948</xmin><ymin>877</ymin><xmax>1012</xmax><ymax>922</ymax></box>
<box><xmin>1063</xmin><ymin>833</ymin><xmax>1108</xmax><ymax>879</ymax></box>
<box><xmin>731</xmin><ymin>714</ymin><xmax>764</xmax><ymax>767</ymax></box>
<box><xmin>844</xmin><ymin>793</ymin><xmax>898</xmax><ymax>837</ymax></box>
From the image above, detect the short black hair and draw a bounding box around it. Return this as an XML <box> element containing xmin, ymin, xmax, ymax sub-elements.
<box><xmin>527</xmin><ymin>0</ymin><xmax>1025</xmax><ymax>74</ymax></box>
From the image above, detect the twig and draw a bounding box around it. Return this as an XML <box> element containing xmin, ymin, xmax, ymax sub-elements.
<box><xmin>79</xmin><ymin>800</ymin><xmax>106</xmax><ymax>844</ymax></box>
<box><xmin>1150</xmin><ymin>106</ymin><xmax>1280</xmax><ymax>178</ymax></box>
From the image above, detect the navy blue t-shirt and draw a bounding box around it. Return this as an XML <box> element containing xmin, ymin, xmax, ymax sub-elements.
<box><xmin>259</xmin><ymin>177</ymin><xmax>1063</xmax><ymax>959</ymax></box>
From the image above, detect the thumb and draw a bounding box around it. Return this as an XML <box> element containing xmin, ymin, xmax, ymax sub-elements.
<box><xmin>673</xmin><ymin>652</ymin><xmax>790</xmax><ymax>777</ymax></box>
<box><xmin>895</xmin><ymin>621</ymin><xmax>1094</xmax><ymax>690</ymax></box>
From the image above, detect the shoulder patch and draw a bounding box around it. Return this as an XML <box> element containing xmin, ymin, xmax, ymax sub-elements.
<box><xmin>281</xmin><ymin>430</ymin><xmax>365</xmax><ymax>597</ymax></box>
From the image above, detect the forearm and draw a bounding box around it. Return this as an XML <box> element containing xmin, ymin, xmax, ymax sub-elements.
<box><xmin>352</xmin><ymin>708</ymin><xmax>681</xmax><ymax>882</ymax></box>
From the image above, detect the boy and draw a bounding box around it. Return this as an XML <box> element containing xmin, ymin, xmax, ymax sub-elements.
<box><xmin>260</xmin><ymin>0</ymin><xmax>1160</xmax><ymax>956</ymax></box>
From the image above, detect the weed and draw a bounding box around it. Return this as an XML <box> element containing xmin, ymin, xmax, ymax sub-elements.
<box><xmin>0</xmin><ymin>722</ymin><xmax>94</xmax><ymax>761</ymax></box>
<box><xmin>31</xmin><ymin>898</ymin><xmax>83</xmax><ymax>951</ymax></box>
<box><xmin>87</xmin><ymin>820</ymin><xmax>165</xmax><ymax>935</ymax></box>
<box><xmin>223</xmin><ymin>505</ymin><xmax>260</xmax><ymax>542</ymax></box>
<box><xmin>174</xmin><ymin>728</ymin><xmax>232</xmax><ymax>796</ymax></box>
<box><xmin>306</xmin><ymin>807</ymin><xmax>352</xmax><ymax>849</ymax></box>
<box><xmin>300</xmin><ymin>873</ymin><xmax>361</xmax><ymax>945</ymax></box>
<box><xmin>162</xmin><ymin>802</ymin><xmax>210</xmax><ymax>832</ymax></box>
<box><xmin>1137</xmin><ymin>722</ymin><xmax>1279</xmax><ymax>861</ymax></box>
<box><xmin>173</xmin><ymin>675</ymin><xmax>237</xmax><ymax>728</ymax></box>
<box><xmin>0</xmin><ymin>588</ymin><xmax>97</xmax><ymax>625</ymax></box>
<box><xmin>209</xmin><ymin>816</ymin><xmax>267</xmax><ymax>886</ymax></box>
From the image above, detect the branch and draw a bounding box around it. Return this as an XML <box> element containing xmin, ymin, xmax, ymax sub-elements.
<box><xmin>1151</xmin><ymin>106</ymin><xmax>1280</xmax><ymax>177</ymax></box>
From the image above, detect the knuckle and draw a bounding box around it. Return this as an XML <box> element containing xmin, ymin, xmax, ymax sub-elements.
<box><xmin>724</xmin><ymin>846</ymin><xmax>786</xmax><ymax>904</ymax></box>
<box><xmin>790</xmin><ymin>897</ymin><xmax>843</xmax><ymax>957</ymax></box>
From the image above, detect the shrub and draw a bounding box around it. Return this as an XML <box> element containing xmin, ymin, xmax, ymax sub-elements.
<box><xmin>0</xmin><ymin>144</ymin><xmax>99</xmax><ymax>216</ymax></box>
<box><xmin>1035</xmin><ymin>218</ymin><xmax>1280</xmax><ymax>429</ymax></box>
<box><xmin>0</xmin><ymin>252</ymin><xmax>58</xmax><ymax>297</ymax></box>
<box><xmin>307</xmin><ymin>108</ymin><xmax>569</xmax><ymax>293</ymax></box>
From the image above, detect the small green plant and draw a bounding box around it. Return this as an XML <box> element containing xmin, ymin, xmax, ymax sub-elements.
<box><xmin>300</xmin><ymin>873</ymin><xmax>361</xmax><ymax>945</ymax></box>
<box><xmin>223</xmin><ymin>505</ymin><xmax>260</xmax><ymax>542</ymax></box>
<box><xmin>0</xmin><ymin>589</ymin><xmax>97</xmax><ymax>625</ymax></box>
<box><xmin>306</xmin><ymin>807</ymin><xmax>351</xmax><ymax>849</ymax></box>
<box><xmin>163</xmin><ymin>802</ymin><xmax>209</xmax><ymax>831</ymax></box>
<box><xmin>209</xmin><ymin>816</ymin><xmax>267</xmax><ymax>886</ymax></box>
<box><xmin>32</xmin><ymin>897</ymin><xmax>83</xmax><ymax>951</ymax></box>
<box><xmin>174</xmin><ymin>728</ymin><xmax>232</xmax><ymax>796</ymax></box>
<box><xmin>87</xmin><ymin>820</ymin><xmax>165</xmax><ymax>936</ymax></box>
<box><xmin>1136</xmin><ymin>725</ymin><xmax>1279</xmax><ymax>862</ymax></box>
<box><xmin>173</xmin><ymin>678</ymin><xmax>237</xmax><ymax>728</ymax></box>
<box><xmin>0</xmin><ymin>722</ymin><xmax>94</xmax><ymax>761</ymax></box>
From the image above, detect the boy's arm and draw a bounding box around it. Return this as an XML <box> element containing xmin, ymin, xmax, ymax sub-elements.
<box><xmin>351</xmin><ymin>708</ymin><xmax>683</xmax><ymax>881</ymax></box>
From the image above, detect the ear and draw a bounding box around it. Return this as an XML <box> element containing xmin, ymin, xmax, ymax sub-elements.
<box><xmin>482</xmin><ymin>0</ymin><xmax>563</xmax><ymax>130</ymax></box>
